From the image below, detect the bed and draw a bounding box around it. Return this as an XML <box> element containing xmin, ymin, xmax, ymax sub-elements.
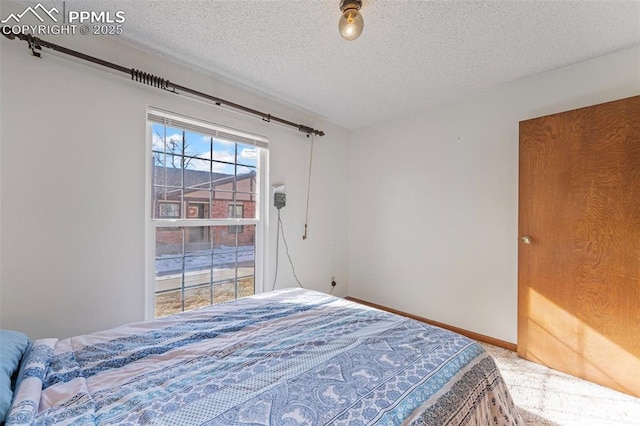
<box><xmin>6</xmin><ymin>288</ymin><xmax>523</xmax><ymax>425</ymax></box>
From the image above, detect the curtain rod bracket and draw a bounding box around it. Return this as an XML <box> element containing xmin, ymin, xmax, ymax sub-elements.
<box><xmin>26</xmin><ymin>34</ymin><xmax>42</xmax><ymax>57</ymax></box>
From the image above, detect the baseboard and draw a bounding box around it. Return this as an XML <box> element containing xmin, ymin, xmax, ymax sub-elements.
<box><xmin>344</xmin><ymin>296</ymin><xmax>517</xmax><ymax>352</ymax></box>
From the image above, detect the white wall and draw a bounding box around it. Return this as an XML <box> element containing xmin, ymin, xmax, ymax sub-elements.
<box><xmin>348</xmin><ymin>46</ymin><xmax>640</xmax><ymax>343</ymax></box>
<box><xmin>0</xmin><ymin>27</ymin><xmax>348</xmax><ymax>339</ymax></box>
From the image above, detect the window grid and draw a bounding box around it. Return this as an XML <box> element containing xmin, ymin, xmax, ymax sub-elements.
<box><xmin>152</xmin><ymin>119</ymin><xmax>259</xmax><ymax>317</ymax></box>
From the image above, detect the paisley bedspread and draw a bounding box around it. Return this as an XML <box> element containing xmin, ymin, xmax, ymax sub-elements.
<box><xmin>7</xmin><ymin>288</ymin><xmax>522</xmax><ymax>425</ymax></box>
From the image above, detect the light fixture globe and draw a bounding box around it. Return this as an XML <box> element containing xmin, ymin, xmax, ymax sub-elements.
<box><xmin>338</xmin><ymin>0</ymin><xmax>364</xmax><ymax>41</ymax></box>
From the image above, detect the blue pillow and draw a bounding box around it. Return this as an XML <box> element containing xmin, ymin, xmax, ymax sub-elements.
<box><xmin>12</xmin><ymin>341</ymin><xmax>33</xmax><ymax>394</ymax></box>
<box><xmin>0</xmin><ymin>330</ymin><xmax>30</xmax><ymax>423</ymax></box>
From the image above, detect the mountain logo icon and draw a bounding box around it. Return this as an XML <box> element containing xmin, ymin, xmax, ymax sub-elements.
<box><xmin>1</xmin><ymin>3</ymin><xmax>59</xmax><ymax>24</ymax></box>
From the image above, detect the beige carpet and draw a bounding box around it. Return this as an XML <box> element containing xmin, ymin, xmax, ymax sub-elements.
<box><xmin>481</xmin><ymin>343</ymin><xmax>640</xmax><ymax>425</ymax></box>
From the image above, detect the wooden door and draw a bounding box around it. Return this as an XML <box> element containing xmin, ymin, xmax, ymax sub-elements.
<box><xmin>518</xmin><ymin>96</ymin><xmax>640</xmax><ymax>397</ymax></box>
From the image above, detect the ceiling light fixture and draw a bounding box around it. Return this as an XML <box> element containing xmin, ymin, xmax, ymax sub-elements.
<box><xmin>338</xmin><ymin>0</ymin><xmax>364</xmax><ymax>41</ymax></box>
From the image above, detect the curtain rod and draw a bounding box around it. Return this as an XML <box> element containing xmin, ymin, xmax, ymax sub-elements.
<box><xmin>1</xmin><ymin>28</ymin><xmax>325</xmax><ymax>137</ymax></box>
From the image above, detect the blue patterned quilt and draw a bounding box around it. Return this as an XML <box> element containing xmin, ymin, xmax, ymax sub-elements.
<box><xmin>7</xmin><ymin>289</ymin><xmax>522</xmax><ymax>425</ymax></box>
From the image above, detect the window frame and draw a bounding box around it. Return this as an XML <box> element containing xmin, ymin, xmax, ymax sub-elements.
<box><xmin>145</xmin><ymin>108</ymin><xmax>268</xmax><ymax>320</ymax></box>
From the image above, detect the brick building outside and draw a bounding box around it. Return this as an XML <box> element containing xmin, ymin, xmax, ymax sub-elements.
<box><xmin>153</xmin><ymin>167</ymin><xmax>257</xmax><ymax>256</ymax></box>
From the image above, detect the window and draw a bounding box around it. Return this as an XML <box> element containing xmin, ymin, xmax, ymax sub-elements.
<box><xmin>148</xmin><ymin>109</ymin><xmax>267</xmax><ymax>318</ymax></box>
<box><xmin>228</xmin><ymin>204</ymin><xmax>244</xmax><ymax>234</ymax></box>
<box><xmin>158</xmin><ymin>202</ymin><xmax>180</xmax><ymax>218</ymax></box>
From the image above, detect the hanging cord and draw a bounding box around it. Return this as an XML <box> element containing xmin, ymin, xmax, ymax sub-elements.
<box><xmin>302</xmin><ymin>134</ymin><xmax>315</xmax><ymax>240</ymax></box>
<box><xmin>272</xmin><ymin>208</ymin><xmax>304</xmax><ymax>290</ymax></box>
<box><xmin>271</xmin><ymin>209</ymin><xmax>281</xmax><ymax>291</ymax></box>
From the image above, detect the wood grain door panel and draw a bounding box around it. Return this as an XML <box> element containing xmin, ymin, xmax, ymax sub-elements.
<box><xmin>518</xmin><ymin>96</ymin><xmax>640</xmax><ymax>397</ymax></box>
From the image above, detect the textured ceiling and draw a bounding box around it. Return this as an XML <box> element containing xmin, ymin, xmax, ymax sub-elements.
<box><xmin>13</xmin><ymin>1</ymin><xmax>640</xmax><ymax>129</ymax></box>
